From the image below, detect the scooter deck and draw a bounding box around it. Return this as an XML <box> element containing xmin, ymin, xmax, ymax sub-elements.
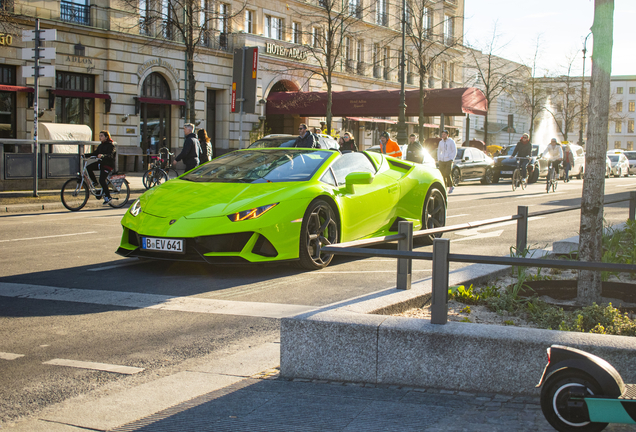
<box><xmin>585</xmin><ymin>384</ymin><xmax>636</xmax><ymax>424</ymax></box>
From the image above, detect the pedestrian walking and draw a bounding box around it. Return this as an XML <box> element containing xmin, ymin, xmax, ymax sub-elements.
<box><xmin>173</xmin><ymin>123</ymin><xmax>201</xmax><ymax>172</ymax></box>
<box><xmin>437</xmin><ymin>130</ymin><xmax>457</xmax><ymax>194</ymax></box>
<box><xmin>379</xmin><ymin>131</ymin><xmax>402</xmax><ymax>158</ymax></box>
<box><xmin>562</xmin><ymin>143</ymin><xmax>574</xmax><ymax>182</ymax></box>
<box><xmin>197</xmin><ymin>129</ymin><xmax>212</xmax><ymax>163</ymax></box>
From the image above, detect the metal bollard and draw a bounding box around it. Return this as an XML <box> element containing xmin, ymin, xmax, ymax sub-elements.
<box><xmin>431</xmin><ymin>238</ymin><xmax>450</xmax><ymax>324</ymax></box>
<box><xmin>397</xmin><ymin>221</ymin><xmax>413</xmax><ymax>290</ymax></box>
<box><xmin>630</xmin><ymin>191</ymin><xmax>636</xmax><ymax>221</ymax></box>
<box><xmin>516</xmin><ymin>205</ymin><xmax>528</xmax><ymax>253</ymax></box>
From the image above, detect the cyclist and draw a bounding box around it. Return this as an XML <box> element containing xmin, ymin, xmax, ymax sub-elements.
<box><xmin>86</xmin><ymin>130</ymin><xmax>116</xmax><ymax>205</ymax></box>
<box><xmin>511</xmin><ymin>133</ymin><xmax>533</xmax><ymax>181</ymax></box>
<box><xmin>542</xmin><ymin>138</ymin><xmax>564</xmax><ymax>184</ymax></box>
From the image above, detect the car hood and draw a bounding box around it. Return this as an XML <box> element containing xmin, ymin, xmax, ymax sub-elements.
<box><xmin>140</xmin><ymin>179</ymin><xmax>304</xmax><ymax>219</ymax></box>
<box><xmin>495</xmin><ymin>156</ymin><xmax>522</xmax><ymax>166</ymax></box>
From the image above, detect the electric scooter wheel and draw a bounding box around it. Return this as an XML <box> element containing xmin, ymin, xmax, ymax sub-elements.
<box><xmin>540</xmin><ymin>370</ymin><xmax>608</xmax><ymax>432</ymax></box>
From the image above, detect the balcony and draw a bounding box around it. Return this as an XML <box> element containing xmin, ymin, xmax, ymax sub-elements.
<box><xmin>373</xmin><ymin>66</ymin><xmax>382</xmax><ymax>79</ymax></box>
<box><xmin>407</xmin><ymin>72</ymin><xmax>415</xmax><ymax>85</ymax></box>
<box><xmin>376</xmin><ymin>13</ymin><xmax>388</xmax><ymax>26</ymax></box>
<box><xmin>383</xmin><ymin>68</ymin><xmax>390</xmax><ymax>81</ymax></box>
<box><xmin>200</xmin><ymin>30</ymin><xmax>231</xmax><ymax>51</ymax></box>
<box><xmin>349</xmin><ymin>5</ymin><xmax>362</xmax><ymax>18</ymax></box>
<box><xmin>345</xmin><ymin>59</ymin><xmax>356</xmax><ymax>73</ymax></box>
<box><xmin>60</xmin><ymin>1</ymin><xmax>90</xmax><ymax>26</ymax></box>
<box><xmin>357</xmin><ymin>62</ymin><xmax>366</xmax><ymax>76</ymax></box>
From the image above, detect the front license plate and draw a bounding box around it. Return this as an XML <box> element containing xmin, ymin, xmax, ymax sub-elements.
<box><xmin>141</xmin><ymin>237</ymin><xmax>184</xmax><ymax>253</ymax></box>
<box><xmin>501</xmin><ymin>171</ymin><xmax>513</xmax><ymax>175</ymax></box>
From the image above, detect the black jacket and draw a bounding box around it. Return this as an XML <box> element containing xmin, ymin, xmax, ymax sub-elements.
<box><xmin>405</xmin><ymin>142</ymin><xmax>424</xmax><ymax>163</ymax></box>
<box><xmin>175</xmin><ymin>133</ymin><xmax>201</xmax><ymax>169</ymax></box>
<box><xmin>512</xmin><ymin>140</ymin><xmax>532</xmax><ymax>158</ymax></box>
<box><xmin>340</xmin><ymin>139</ymin><xmax>358</xmax><ymax>152</ymax></box>
<box><xmin>294</xmin><ymin>132</ymin><xmax>318</xmax><ymax>148</ymax></box>
<box><xmin>87</xmin><ymin>140</ymin><xmax>116</xmax><ymax>169</ymax></box>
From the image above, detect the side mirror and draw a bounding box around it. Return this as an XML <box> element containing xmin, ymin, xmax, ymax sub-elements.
<box><xmin>344</xmin><ymin>171</ymin><xmax>374</xmax><ymax>193</ymax></box>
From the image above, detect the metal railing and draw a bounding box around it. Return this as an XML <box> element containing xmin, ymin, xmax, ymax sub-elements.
<box><xmin>60</xmin><ymin>1</ymin><xmax>90</xmax><ymax>25</ymax></box>
<box><xmin>321</xmin><ymin>192</ymin><xmax>636</xmax><ymax>324</ymax></box>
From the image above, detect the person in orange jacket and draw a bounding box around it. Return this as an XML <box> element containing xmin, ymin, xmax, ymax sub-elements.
<box><xmin>379</xmin><ymin>131</ymin><xmax>402</xmax><ymax>158</ymax></box>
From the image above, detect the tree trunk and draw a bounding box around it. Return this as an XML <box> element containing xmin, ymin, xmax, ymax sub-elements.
<box><xmin>577</xmin><ymin>0</ymin><xmax>614</xmax><ymax>305</ymax></box>
<box><xmin>418</xmin><ymin>72</ymin><xmax>426</xmax><ymax>140</ymax></box>
<box><xmin>483</xmin><ymin>112</ymin><xmax>489</xmax><ymax>145</ymax></box>
<box><xmin>187</xmin><ymin>51</ymin><xmax>196</xmax><ymax>124</ymax></box>
<box><xmin>326</xmin><ymin>77</ymin><xmax>332</xmax><ymax>135</ymax></box>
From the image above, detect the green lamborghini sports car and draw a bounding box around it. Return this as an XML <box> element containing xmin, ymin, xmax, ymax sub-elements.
<box><xmin>117</xmin><ymin>148</ymin><xmax>447</xmax><ymax>269</ymax></box>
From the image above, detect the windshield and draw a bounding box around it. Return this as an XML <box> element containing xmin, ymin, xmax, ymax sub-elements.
<box><xmin>608</xmin><ymin>155</ymin><xmax>620</xmax><ymax>162</ymax></box>
<box><xmin>182</xmin><ymin>149</ymin><xmax>331</xmax><ymax>183</ymax></box>
<box><xmin>624</xmin><ymin>152</ymin><xmax>636</xmax><ymax>159</ymax></box>
<box><xmin>248</xmin><ymin>137</ymin><xmax>296</xmax><ymax>148</ymax></box>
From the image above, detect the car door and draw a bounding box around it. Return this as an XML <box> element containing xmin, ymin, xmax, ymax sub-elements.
<box><xmin>471</xmin><ymin>148</ymin><xmax>487</xmax><ymax>179</ymax></box>
<box><xmin>331</xmin><ymin>153</ymin><xmax>399</xmax><ymax>241</ymax></box>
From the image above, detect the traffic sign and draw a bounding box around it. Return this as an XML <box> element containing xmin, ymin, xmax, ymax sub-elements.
<box><xmin>22</xmin><ymin>29</ymin><xmax>57</xmax><ymax>41</ymax></box>
<box><xmin>21</xmin><ymin>65</ymin><xmax>55</xmax><ymax>78</ymax></box>
<box><xmin>21</xmin><ymin>47</ymin><xmax>56</xmax><ymax>60</ymax></box>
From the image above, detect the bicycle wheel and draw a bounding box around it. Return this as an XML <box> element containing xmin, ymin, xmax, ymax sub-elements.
<box><xmin>520</xmin><ymin>175</ymin><xmax>527</xmax><ymax>190</ymax></box>
<box><xmin>512</xmin><ymin>169</ymin><xmax>520</xmax><ymax>191</ymax></box>
<box><xmin>165</xmin><ymin>168</ymin><xmax>180</xmax><ymax>180</ymax></box>
<box><xmin>142</xmin><ymin>169</ymin><xmax>153</xmax><ymax>189</ymax></box>
<box><xmin>108</xmin><ymin>179</ymin><xmax>130</xmax><ymax>208</ymax></box>
<box><xmin>148</xmin><ymin>168</ymin><xmax>169</xmax><ymax>188</ymax></box>
<box><xmin>552</xmin><ymin>178</ymin><xmax>557</xmax><ymax>192</ymax></box>
<box><xmin>61</xmin><ymin>178</ymin><xmax>89</xmax><ymax>211</ymax></box>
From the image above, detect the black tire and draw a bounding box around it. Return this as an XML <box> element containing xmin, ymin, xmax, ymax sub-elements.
<box><xmin>480</xmin><ymin>167</ymin><xmax>493</xmax><ymax>185</ymax></box>
<box><xmin>421</xmin><ymin>187</ymin><xmax>447</xmax><ymax>245</ymax></box>
<box><xmin>614</xmin><ymin>167</ymin><xmax>621</xmax><ymax>178</ymax></box>
<box><xmin>512</xmin><ymin>169</ymin><xmax>520</xmax><ymax>191</ymax></box>
<box><xmin>492</xmin><ymin>174</ymin><xmax>500</xmax><ymax>184</ymax></box>
<box><xmin>107</xmin><ymin>179</ymin><xmax>131</xmax><ymax>208</ymax></box>
<box><xmin>61</xmin><ymin>178</ymin><xmax>89</xmax><ymax>211</ymax></box>
<box><xmin>297</xmin><ymin>199</ymin><xmax>339</xmax><ymax>270</ymax></box>
<box><xmin>145</xmin><ymin>169</ymin><xmax>168</xmax><ymax>189</ymax></box>
<box><xmin>577</xmin><ymin>167</ymin><xmax>583</xmax><ymax>180</ymax></box>
<box><xmin>451</xmin><ymin>168</ymin><xmax>461</xmax><ymax>187</ymax></box>
<box><xmin>530</xmin><ymin>165</ymin><xmax>540</xmax><ymax>184</ymax></box>
<box><xmin>540</xmin><ymin>370</ymin><xmax>608</xmax><ymax>432</ymax></box>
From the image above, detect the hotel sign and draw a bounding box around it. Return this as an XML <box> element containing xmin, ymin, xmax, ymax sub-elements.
<box><xmin>137</xmin><ymin>58</ymin><xmax>180</xmax><ymax>82</ymax></box>
<box><xmin>265</xmin><ymin>43</ymin><xmax>307</xmax><ymax>61</ymax></box>
<box><xmin>0</xmin><ymin>34</ymin><xmax>13</xmax><ymax>46</ymax></box>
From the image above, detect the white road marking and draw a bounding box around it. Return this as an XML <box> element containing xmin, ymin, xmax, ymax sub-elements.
<box><xmin>87</xmin><ymin>260</ymin><xmax>144</xmax><ymax>271</ymax></box>
<box><xmin>0</xmin><ymin>282</ymin><xmax>315</xmax><ymax>319</ymax></box>
<box><xmin>515</xmin><ymin>192</ymin><xmax>565</xmax><ymax>199</ymax></box>
<box><xmin>451</xmin><ymin>230</ymin><xmax>504</xmax><ymax>242</ymax></box>
<box><xmin>617</xmin><ymin>183</ymin><xmax>636</xmax><ymax>188</ymax></box>
<box><xmin>0</xmin><ymin>231</ymin><xmax>97</xmax><ymax>243</ymax></box>
<box><xmin>446</xmin><ymin>214</ymin><xmax>468</xmax><ymax>218</ymax></box>
<box><xmin>0</xmin><ymin>352</ymin><xmax>24</xmax><ymax>360</ymax></box>
<box><xmin>43</xmin><ymin>359</ymin><xmax>144</xmax><ymax>375</ymax></box>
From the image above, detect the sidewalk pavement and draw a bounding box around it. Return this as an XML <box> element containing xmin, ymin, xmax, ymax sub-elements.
<box><xmin>0</xmin><ymin>173</ymin><xmax>146</xmax><ymax>213</ymax></box>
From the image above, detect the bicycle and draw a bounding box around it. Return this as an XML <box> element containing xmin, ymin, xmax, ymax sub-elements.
<box><xmin>511</xmin><ymin>157</ymin><xmax>529</xmax><ymax>192</ymax></box>
<box><xmin>61</xmin><ymin>156</ymin><xmax>130</xmax><ymax>211</ymax></box>
<box><xmin>545</xmin><ymin>161</ymin><xmax>560</xmax><ymax>193</ymax></box>
<box><xmin>142</xmin><ymin>147</ymin><xmax>179</xmax><ymax>189</ymax></box>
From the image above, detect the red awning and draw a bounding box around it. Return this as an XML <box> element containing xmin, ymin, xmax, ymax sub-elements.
<box><xmin>266</xmin><ymin>87</ymin><xmax>487</xmax><ymax>117</ymax></box>
<box><xmin>49</xmin><ymin>90</ymin><xmax>111</xmax><ymax>99</ymax></box>
<box><xmin>0</xmin><ymin>85</ymin><xmax>35</xmax><ymax>93</ymax></box>
<box><xmin>346</xmin><ymin>117</ymin><xmax>397</xmax><ymax>124</ymax></box>
<box><xmin>136</xmin><ymin>97</ymin><xmax>186</xmax><ymax>106</ymax></box>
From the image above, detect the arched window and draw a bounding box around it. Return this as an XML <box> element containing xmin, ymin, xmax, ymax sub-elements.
<box><xmin>142</xmin><ymin>73</ymin><xmax>171</xmax><ymax>100</ymax></box>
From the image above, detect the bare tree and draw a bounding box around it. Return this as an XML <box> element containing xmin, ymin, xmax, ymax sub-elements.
<box><xmin>577</xmin><ymin>0</ymin><xmax>614</xmax><ymax>305</ymax></box>
<box><xmin>115</xmin><ymin>0</ymin><xmax>244</xmax><ymax>123</ymax></box>
<box><xmin>464</xmin><ymin>23</ymin><xmax>526</xmax><ymax>145</ymax></box>
<box><xmin>515</xmin><ymin>37</ymin><xmax>547</xmax><ymax>142</ymax></box>
<box><xmin>403</xmin><ymin>0</ymin><xmax>463</xmax><ymax>140</ymax></box>
<box><xmin>0</xmin><ymin>0</ymin><xmax>23</xmax><ymax>36</ymax></box>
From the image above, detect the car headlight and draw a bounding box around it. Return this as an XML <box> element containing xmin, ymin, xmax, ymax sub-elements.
<box><xmin>130</xmin><ymin>199</ymin><xmax>142</xmax><ymax>217</ymax></box>
<box><xmin>227</xmin><ymin>203</ymin><xmax>278</xmax><ymax>222</ymax></box>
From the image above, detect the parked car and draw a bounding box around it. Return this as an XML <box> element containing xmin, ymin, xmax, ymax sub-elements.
<box><xmin>248</xmin><ymin>134</ymin><xmax>339</xmax><ymax>150</ymax></box>
<box><xmin>451</xmin><ymin>147</ymin><xmax>494</xmax><ymax>185</ymax></box>
<box><xmin>607</xmin><ymin>152</ymin><xmax>630</xmax><ymax>177</ymax></box>
<box><xmin>562</xmin><ymin>143</ymin><xmax>585</xmax><ymax>180</ymax></box>
<box><xmin>492</xmin><ymin>143</ymin><xmax>547</xmax><ymax>184</ymax></box>
<box><xmin>116</xmin><ymin>148</ymin><xmax>447</xmax><ymax>269</ymax></box>
<box><xmin>606</xmin><ymin>155</ymin><xmax>612</xmax><ymax>178</ymax></box>
<box><xmin>622</xmin><ymin>151</ymin><xmax>636</xmax><ymax>175</ymax></box>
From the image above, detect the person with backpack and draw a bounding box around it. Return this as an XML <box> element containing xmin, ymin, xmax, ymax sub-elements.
<box><xmin>197</xmin><ymin>128</ymin><xmax>212</xmax><ymax>163</ymax></box>
<box><xmin>173</xmin><ymin>123</ymin><xmax>201</xmax><ymax>172</ymax></box>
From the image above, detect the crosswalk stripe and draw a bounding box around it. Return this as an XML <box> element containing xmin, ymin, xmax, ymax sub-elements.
<box><xmin>0</xmin><ymin>282</ymin><xmax>315</xmax><ymax>319</ymax></box>
<box><xmin>43</xmin><ymin>359</ymin><xmax>144</xmax><ymax>375</ymax></box>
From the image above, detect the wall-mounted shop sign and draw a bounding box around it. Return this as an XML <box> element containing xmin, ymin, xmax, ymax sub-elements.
<box><xmin>265</xmin><ymin>43</ymin><xmax>307</xmax><ymax>61</ymax></box>
<box><xmin>137</xmin><ymin>58</ymin><xmax>180</xmax><ymax>82</ymax></box>
<box><xmin>0</xmin><ymin>34</ymin><xmax>13</xmax><ymax>46</ymax></box>
<box><xmin>350</xmin><ymin>99</ymin><xmax>367</xmax><ymax>109</ymax></box>
<box><xmin>65</xmin><ymin>56</ymin><xmax>94</xmax><ymax>65</ymax></box>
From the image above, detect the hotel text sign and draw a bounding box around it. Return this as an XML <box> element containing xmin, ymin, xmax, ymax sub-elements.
<box><xmin>137</xmin><ymin>58</ymin><xmax>180</xmax><ymax>81</ymax></box>
<box><xmin>265</xmin><ymin>43</ymin><xmax>307</xmax><ymax>61</ymax></box>
<box><xmin>0</xmin><ymin>34</ymin><xmax>13</xmax><ymax>46</ymax></box>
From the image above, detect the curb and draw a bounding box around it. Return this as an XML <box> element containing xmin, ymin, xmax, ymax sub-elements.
<box><xmin>2</xmin><ymin>191</ymin><xmax>145</xmax><ymax>213</ymax></box>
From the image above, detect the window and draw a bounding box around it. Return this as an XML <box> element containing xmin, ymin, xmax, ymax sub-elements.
<box><xmin>615</xmin><ymin>141</ymin><xmax>622</xmax><ymax>149</ymax></box>
<box><xmin>330</xmin><ymin>152</ymin><xmax>376</xmax><ymax>185</ymax></box>
<box><xmin>344</xmin><ymin>36</ymin><xmax>352</xmax><ymax>60</ymax></box>
<box><xmin>312</xmin><ymin>27</ymin><xmax>322</xmax><ymax>48</ymax></box>
<box><xmin>630</xmin><ymin>87</ymin><xmax>636</xmax><ymax>94</ymax></box>
<box><xmin>292</xmin><ymin>22</ymin><xmax>301</xmax><ymax>44</ymax></box>
<box><xmin>616</xmin><ymin>101</ymin><xmax>623</xmax><ymax>112</ymax></box>
<box><xmin>628</xmin><ymin>141</ymin><xmax>634</xmax><ymax>151</ymax></box>
<box><xmin>629</xmin><ymin>120</ymin><xmax>635</xmax><ymax>134</ymax></box>
<box><xmin>219</xmin><ymin>3</ymin><xmax>229</xmax><ymax>33</ymax></box>
<box><xmin>61</xmin><ymin>0</ymin><xmax>90</xmax><ymax>26</ymax></box>
<box><xmin>199</xmin><ymin>0</ymin><xmax>212</xmax><ymax>44</ymax></box>
<box><xmin>422</xmin><ymin>7</ymin><xmax>431</xmax><ymax>32</ymax></box>
<box><xmin>376</xmin><ymin>0</ymin><xmax>387</xmax><ymax>26</ymax></box>
<box><xmin>443</xmin><ymin>15</ymin><xmax>454</xmax><ymax>45</ymax></box>
<box><xmin>449</xmin><ymin>62</ymin><xmax>454</xmax><ymax>82</ymax></box>
<box><xmin>629</xmin><ymin>101</ymin><xmax>635</xmax><ymax>112</ymax></box>
<box><xmin>161</xmin><ymin>0</ymin><xmax>173</xmax><ymax>39</ymax></box>
<box><xmin>349</xmin><ymin>0</ymin><xmax>361</xmax><ymax>17</ymax></box>
<box><xmin>55</xmin><ymin>71</ymin><xmax>95</xmax><ymax>132</ymax></box>
<box><xmin>244</xmin><ymin>10</ymin><xmax>253</xmax><ymax>33</ymax></box>
<box><xmin>617</xmin><ymin>87</ymin><xmax>623</xmax><ymax>94</ymax></box>
<box><xmin>403</xmin><ymin>1</ymin><xmax>411</xmax><ymax>32</ymax></box>
<box><xmin>0</xmin><ymin>65</ymin><xmax>16</xmax><ymax>138</ymax></box>
<box><xmin>265</xmin><ymin>15</ymin><xmax>283</xmax><ymax>40</ymax></box>
<box><xmin>383</xmin><ymin>46</ymin><xmax>389</xmax><ymax>79</ymax></box>
<box><xmin>139</xmin><ymin>0</ymin><xmax>150</xmax><ymax>35</ymax></box>
<box><xmin>616</xmin><ymin>121</ymin><xmax>622</xmax><ymax>133</ymax></box>
<box><xmin>356</xmin><ymin>40</ymin><xmax>363</xmax><ymax>63</ymax></box>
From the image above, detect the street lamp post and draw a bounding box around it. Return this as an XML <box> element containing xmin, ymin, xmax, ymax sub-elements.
<box><xmin>579</xmin><ymin>32</ymin><xmax>592</xmax><ymax>146</ymax></box>
<box><xmin>396</xmin><ymin>0</ymin><xmax>407</xmax><ymax>145</ymax></box>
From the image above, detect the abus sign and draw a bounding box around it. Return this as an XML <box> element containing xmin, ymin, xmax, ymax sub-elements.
<box><xmin>265</xmin><ymin>43</ymin><xmax>308</xmax><ymax>61</ymax></box>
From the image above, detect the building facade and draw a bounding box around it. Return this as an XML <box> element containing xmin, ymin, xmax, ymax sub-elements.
<box><xmin>609</xmin><ymin>76</ymin><xmax>636</xmax><ymax>151</ymax></box>
<box><xmin>0</xmin><ymin>0</ymin><xmax>466</xmax><ymax>170</ymax></box>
